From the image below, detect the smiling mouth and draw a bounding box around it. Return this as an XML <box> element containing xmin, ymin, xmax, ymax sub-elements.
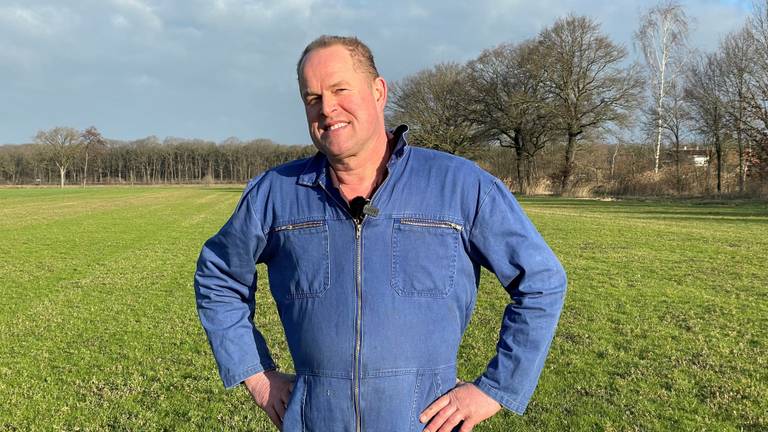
<box><xmin>324</xmin><ymin>122</ymin><xmax>349</xmax><ymax>132</ymax></box>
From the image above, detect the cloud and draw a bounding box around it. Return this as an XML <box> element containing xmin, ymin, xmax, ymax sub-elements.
<box><xmin>0</xmin><ymin>0</ymin><xmax>758</xmax><ymax>145</ymax></box>
<box><xmin>0</xmin><ymin>5</ymin><xmax>79</xmax><ymax>37</ymax></box>
<box><xmin>111</xmin><ymin>0</ymin><xmax>163</xmax><ymax>31</ymax></box>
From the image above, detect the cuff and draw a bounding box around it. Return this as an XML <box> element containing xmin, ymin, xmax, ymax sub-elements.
<box><xmin>222</xmin><ymin>362</ymin><xmax>277</xmax><ymax>389</ymax></box>
<box><xmin>473</xmin><ymin>375</ymin><xmax>528</xmax><ymax>415</ymax></box>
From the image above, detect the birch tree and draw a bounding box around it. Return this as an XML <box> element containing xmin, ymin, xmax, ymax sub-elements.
<box><xmin>635</xmin><ymin>0</ymin><xmax>690</xmax><ymax>174</ymax></box>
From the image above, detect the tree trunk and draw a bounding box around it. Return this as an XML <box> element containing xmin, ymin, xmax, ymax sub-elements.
<box><xmin>674</xmin><ymin>135</ymin><xmax>682</xmax><ymax>194</ymax></box>
<box><xmin>58</xmin><ymin>164</ymin><xmax>66</xmax><ymax>189</ymax></box>
<box><xmin>561</xmin><ymin>132</ymin><xmax>579</xmax><ymax>192</ymax></box>
<box><xmin>513</xmin><ymin>133</ymin><xmax>526</xmax><ymax>194</ymax></box>
<box><xmin>716</xmin><ymin>133</ymin><xmax>722</xmax><ymax>194</ymax></box>
<box><xmin>610</xmin><ymin>142</ymin><xmax>620</xmax><ymax>179</ymax></box>
<box><xmin>83</xmin><ymin>150</ymin><xmax>89</xmax><ymax>187</ymax></box>
<box><xmin>737</xmin><ymin>117</ymin><xmax>745</xmax><ymax>194</ymax></box>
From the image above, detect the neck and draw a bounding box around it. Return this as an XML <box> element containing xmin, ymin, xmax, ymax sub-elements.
<box><xmin>329</xmin><ymin>132</ymin><xmax>391</xmax><ymax>201</ymax></box>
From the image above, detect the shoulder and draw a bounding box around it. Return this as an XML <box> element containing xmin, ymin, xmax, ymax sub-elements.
<box><xmin>247</xmin><ymin>156</ymin><xmax>314</xmax><ymax>187</ymax></box>
<box><xmin>406</xmin><ymin>146</ymin><xmax>497</xmax><ymax>185</ymax></box>
<box><xmin>238</xmin><ymin>155</ymin><xmax>316</xmax><ymax>202</ymax></box>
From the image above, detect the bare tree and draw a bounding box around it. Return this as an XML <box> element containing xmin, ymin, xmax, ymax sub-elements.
<box><xmin>658</xmin><ymin>80</ymin><xmax>692</xmax><ymax>193</ymax></box>
<box><xmin>538</xmin><ymin>14</ymin><xmax>644</xmax><ymax>192</ymax></box>
<box><xmin>635</xmin><ymin>1</ymin><xmax>690</xmax><ymax>174</ymax></box>
<box><xmin>35</xmin><ymin>127</ymin><xmax>82</xmax><ymax>188</ymax></box>
<box><xmin>388</xmin><ymin>63</ymin><xmax>477</xmax><ymax>155</ymax></box>
<box><xmin>80</xmin><ymin>126</ymin><xmax>106</xmax><ymax>187</ymax></box>
<box><xmin>745</xmin><ymin>0</ymin><xmax>768</xmax><ymax>180</ymax></box>
<box><xmin>0</xmin><ymin>146</ymin><xmax>24</xmax><ymax>184</ymax></box>
<box><xmin>465</xmin><ymin>40</ymin><xmax>557</xmax><ymax>193</ymax></box>
<box><xmin>717</xmin><ymin>27</ymin><xmax>756</xmax><ymax>193</ymax></box>
<box><xmin>685</xmin><ymin>53</ymin><xmax>726</xmax><ymax>194</ymax></box>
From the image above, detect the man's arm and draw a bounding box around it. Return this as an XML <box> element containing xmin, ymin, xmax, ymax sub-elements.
<box><xmin>421</xmin><ymin>179</ymin><xmax>567</xmax><ymax>431</ymax></box>
<box><xmin>194</xmin><ymin>179</ymin><xmax>277</xmax><ymax>388</ymax></box>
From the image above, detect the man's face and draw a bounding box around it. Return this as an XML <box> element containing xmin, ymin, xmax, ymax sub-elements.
<box><xmin>299</xmin><ymin>45</ymin><xmax>387</xmax><ymax>161</ymax></box>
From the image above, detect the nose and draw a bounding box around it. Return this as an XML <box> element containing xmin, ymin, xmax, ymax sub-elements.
<box><xmin>321</xmin><ymin>94</ymin><xmax>337</xmax><ymax>117</ymax></box>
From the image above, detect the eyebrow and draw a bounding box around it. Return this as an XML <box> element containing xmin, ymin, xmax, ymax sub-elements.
<box><xmin>302</xmin><ymin>80</ymin><xmax>352</xmax><ymax>99</ymax></box>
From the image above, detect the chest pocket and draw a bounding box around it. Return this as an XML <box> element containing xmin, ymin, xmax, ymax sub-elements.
<box><xmin>267</xmin><ymin>220</ymin><xmax>330</xmax><ymax>301</ymax></box>
<box><xmin>391</xmin><ymin>217</ymin><xmax>462</xmax><ymax>298</ymax></box>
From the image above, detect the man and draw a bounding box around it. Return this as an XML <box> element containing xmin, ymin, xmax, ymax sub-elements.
<box><xmin>195</xmin><ymin>35</ymin><xmax>567</xmax><ymax>432</ymax></box>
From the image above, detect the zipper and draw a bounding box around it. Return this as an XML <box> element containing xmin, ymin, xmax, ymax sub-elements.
<box><xmin>353</xmin><ymin>221</ymin><xmax>362</xmax><ymax>432</ymax></box>
<box><xmin>318</xmin><ymin>162</ymin><xmax>395</xmax><ymax>432</ymax></box>
<box><xmin>400</xmin><ymin>218</ymin><xmax>463</xmax><ymax>232</ymax></box>
<box><xmin>350</xmin><ymin>165</ymin><xmax>394</xmax><ymax>432</ymax></box>
<box><xmin>271</xmin><ymin>220</ymin><xmax>323</xmax><ymax>232</ymax></box>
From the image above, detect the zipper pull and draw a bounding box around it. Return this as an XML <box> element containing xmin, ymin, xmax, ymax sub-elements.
<box><xmin>355</xmin><ymin>223</ymin><xmax>361</xmax><ymax>239</ymax></box>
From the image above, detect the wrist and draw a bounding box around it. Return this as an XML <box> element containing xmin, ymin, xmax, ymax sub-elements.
<box><xmin>243</xmin><ymin>368</ymin><xmax>275</xmax><ymax>391</ymax></box>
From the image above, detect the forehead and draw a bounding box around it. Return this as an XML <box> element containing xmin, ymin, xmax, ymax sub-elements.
<box><xmin>300</xmin><ymin>45</ymin><xmax>364</xmax><ymax>88</ymax></box>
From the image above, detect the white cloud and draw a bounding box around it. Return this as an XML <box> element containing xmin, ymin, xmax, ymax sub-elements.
<box><xmin>0</xmin><ymin>5</ymin><xmax>79</xmax><ymax>37</ymax></box>
<box><xmin>111</xmin><ymin>14</ymin><xmax>130</xmax><ymax>29</ymax></box>
<box><xmin>111</xmin><ymin>0</ymin><xmax>163</xmax><ymax>31</ymax></box>
<box><xmin>128</xmin><ymin>73</ymin><xmax>161</xmax><ymax>88</ymax></box>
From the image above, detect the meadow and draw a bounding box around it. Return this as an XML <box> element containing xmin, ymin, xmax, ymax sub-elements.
<box><xmin>0</xmin><ymin>186</ymin><xmax>765</xmax><ymax>431</ymax></box>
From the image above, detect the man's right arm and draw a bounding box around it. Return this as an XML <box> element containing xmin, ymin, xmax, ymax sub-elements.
<box><xmin>194</xmin><ymin>180</ymin><xmax>277</xmax><ymax>388</ymax></box>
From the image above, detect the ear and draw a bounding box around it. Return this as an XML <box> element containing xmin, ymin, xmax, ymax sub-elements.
<box><xmin>373</xmin><ymin>76</ymin><xmax>387</xmax><ymax>109</ymax></box>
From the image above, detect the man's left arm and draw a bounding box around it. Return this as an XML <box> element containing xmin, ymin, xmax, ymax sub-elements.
<box><xmin>421</xmin><ymin>179</ymin><xmax>567</xmax><ymax>431</ymax></box>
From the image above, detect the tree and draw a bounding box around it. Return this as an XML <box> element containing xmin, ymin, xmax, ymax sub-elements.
<box><xmin>0</xmin><ymin>146</ymin><xmax>24</xmax><ymax>184</ymax></box>
<box><xmin>35</xmin><ymin>127</ymin><xmax>82</xmax><ymax>188</ymax></box>
<box><xmin>465</xmin><ymin>40</ymin><xmax>557</xmax><ymax>193</ymax></box>
<box><xmin>635</xmin><ymin>0</ymin><xmax>690</xmax><ymax>174</ymax></box>
<box><xmin>717</xmin><ymin>27</ymin><xmax>756</xmax><ymax>193</ymax></box>
<box><xmin>538</xmin><ymin>14</ymin><xmax>644</xmax><ymax>192</ymax></box>
<box><xmin>388</xmin><ymin>63</ymin><xmax>477</xmax><ymax>155</ymax></box>
<box><xmin>80</xmin><ymin>126</ymin><xmax>106</xmax><ymax>187</ymax></box>
<box><xmin>745</xmin><ymin>0</ymin><xmax>768</xmax><ymax>181</ymax></box>
<box><xmin>685</xmin><ymin>53</ymin><xmax>726</xmax><ymax>194</ymax></box>
<box><xmin>657</xmin><ymin>80</ymin><xmax>691</xmax><ymax>193</ymax></box>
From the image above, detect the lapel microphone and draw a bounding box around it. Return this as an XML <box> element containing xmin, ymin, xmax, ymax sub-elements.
<box><xmin>350</xmin><ymin>196</ymin><xmax>379</xmax><ymax>223</ymax></box>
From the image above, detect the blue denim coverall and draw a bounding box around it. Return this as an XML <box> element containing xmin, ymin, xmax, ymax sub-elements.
<box><xmin>194</xmin><ymin>126</ymin><xmax>567</xmax><ymax>431</ymax></box>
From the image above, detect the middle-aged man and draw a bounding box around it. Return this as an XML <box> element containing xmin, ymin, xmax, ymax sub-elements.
<box><xmin>195</xmin><ymin>35</ymin><xmax>567</xmax><ymax>432</ymax></box>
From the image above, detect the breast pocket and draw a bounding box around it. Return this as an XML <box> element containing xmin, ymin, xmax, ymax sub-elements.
<box><xmin>267</xmin><ymin>220</ymin><xmax>330</xmax><ymax>301</ymax></box>
<box><xmin>391</xmin><ymin>218</ymin><xmax>462</xmax><ymax>298</ymax></box>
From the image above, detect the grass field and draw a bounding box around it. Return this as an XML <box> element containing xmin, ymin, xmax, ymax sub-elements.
<box><xmin>0</xmin><ymin>186</ymin><xmax>766</xmax><ymax>431</ymax></box>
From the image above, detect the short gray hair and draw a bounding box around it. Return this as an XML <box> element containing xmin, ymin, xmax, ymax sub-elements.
<box><xmin>297</xmin><ymin>35</ymin><xmax>379</xmax><ymax>80</ymax></box>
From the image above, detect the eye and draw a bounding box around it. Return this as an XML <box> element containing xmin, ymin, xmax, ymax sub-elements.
<box><xmin>305</xmin><ymin>95</ymin><xmax>319</xmax><ymax>106</ymax></box>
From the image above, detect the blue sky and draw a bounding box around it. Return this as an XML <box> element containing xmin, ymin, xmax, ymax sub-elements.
<box><xmin>0</xmin><ymin>0</ymin><xmax>754</xmax><ymax>145</ymax></box>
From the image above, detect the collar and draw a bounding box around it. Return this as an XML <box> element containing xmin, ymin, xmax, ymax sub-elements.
<box><xmin>297</xmin><ymin>124</ymin><xmax>410</xmax><ymax>187</ymax></box>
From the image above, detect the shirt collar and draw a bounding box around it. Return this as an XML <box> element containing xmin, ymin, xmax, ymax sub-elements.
<box><xmin>297</xmin><ymin>124</ymin><xmax>410</xmax><ymax>187</ymax></box>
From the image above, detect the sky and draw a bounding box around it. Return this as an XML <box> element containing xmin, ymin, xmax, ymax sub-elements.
<box><xmin>0</xmin><ymin>0</ymin><xmax>755</xmax><ymax>145</ymax></box>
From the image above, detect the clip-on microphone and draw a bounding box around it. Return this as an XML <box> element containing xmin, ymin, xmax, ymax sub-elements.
<box><xmin>349</xmin><ymin>196</ymin><xmax>379</xmax><ymax>224</ymax></box>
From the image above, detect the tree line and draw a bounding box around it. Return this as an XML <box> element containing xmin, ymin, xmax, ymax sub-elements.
<box><xmin>0</xmin><ymin>127</ymin><xmax>314</xmax><ymax>187</ymax></box>
<box><xmin>388</xmin><ymin>1</ymin><xmax>768</xmax><ymax>196</ymax></box>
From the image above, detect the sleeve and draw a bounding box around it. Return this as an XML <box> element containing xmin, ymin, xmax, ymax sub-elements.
<box><xmin>467</xmin><ymin>179</ymin><xmax>567</xmax><ymax>415</ymax></box>
<box><xmin>194</xmin><ymin>179</ymin><xmax>276</xmax><ymax>388</ymax></box>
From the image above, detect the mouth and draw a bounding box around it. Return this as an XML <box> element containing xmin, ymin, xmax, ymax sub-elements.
<box><xmin>322</xmin><ymin>122</ymin><xmax>349</xmax><ymax>133</ymax></box>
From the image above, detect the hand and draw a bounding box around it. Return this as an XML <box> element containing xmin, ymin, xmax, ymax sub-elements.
<box><xmin>243</xmin><ymin>370</ymin><xmax>296</xmax><ymax>430</ymax></box>
<box><xmin>419</xmin><ymin>380</ymin><xmax>502</xmax><ymax>432</ymax></box>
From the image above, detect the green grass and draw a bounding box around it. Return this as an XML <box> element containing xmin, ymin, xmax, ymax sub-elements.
<box><xmin>1</xmin><ymin>187</ymin><xmax>766</xmax><ymax>431</ymax></box>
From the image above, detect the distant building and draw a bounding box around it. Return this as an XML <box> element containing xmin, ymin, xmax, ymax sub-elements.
<box><xmin>664</xmin><ymin>145</ymin><xmax>709</xmax><ymax>167</ymax></box>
